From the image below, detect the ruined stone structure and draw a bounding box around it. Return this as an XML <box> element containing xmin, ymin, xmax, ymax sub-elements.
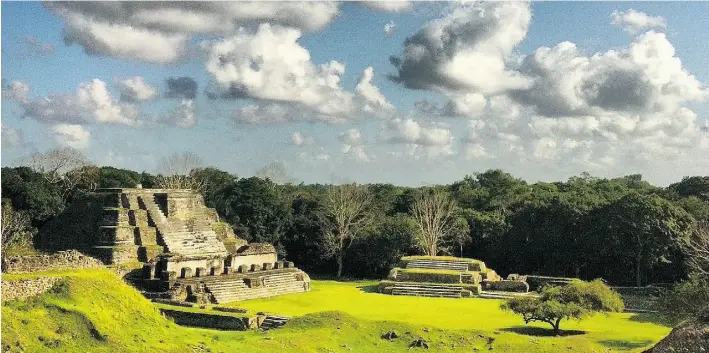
<box><xmin>64</xmin><ymin>188</ymin><xmax>310</xmax><ymax>303</ymax></box>
<box><xmin>2</xmin><ymin>250</ymin><xmax>104</xmax><ymax>274</ymax></box>
<box><xmin>1</xmin><ymin>277</ymin><xmax>62</xmax><ymax>301</ymax></box>
<box><xmin>378</xmin><ymin>256</ymin><xmax>529</xmax><ymax>299</ymax></box>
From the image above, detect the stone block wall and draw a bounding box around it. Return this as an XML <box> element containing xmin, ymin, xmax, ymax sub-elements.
<box><xmin>1</xmin><ymin>277</ymin><xmax>61</xmax><ymax>301</ymax></box>
<box><xmin>159</xmin><ymin>309</ymin><xmax>252</xmax><ymax>330</ymax></box>
<box><xmin>2</xmin><ymin>250</ymin><xmax>104</xmax><ymax>274</ymax></box>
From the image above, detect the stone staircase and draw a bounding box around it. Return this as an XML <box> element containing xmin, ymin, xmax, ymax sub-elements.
<box><xmin>406</xmin><ymin>260</ymin><xmax>469</xmax><ymax>271</ymax></box>
<box><xmin>263</xmin><ymin>272</ymin><xmax>307</xmax><ymax>294</ymax></box>
<box><xmin>202</xmin><ymin>277</ymin><xmax>253</xmax><ymax>304</ymax></box>
<box><xmin>260</xmin><ymin>315</ymin><xmax>290</xmax><ymax>330</ymax></box>
<box><xmin>199</xmin><ymin>272</ymin><xmax>308</xmax><ymax>304</ymax></box>
<box><xmin>390</xmin><ymin>282</ymin><xmax>464</xmax><ymax>298</ymax></box>
<box><xmin>137</xmin><ymin>194</ymin><xmax>227</xmax><ymax>258</ymax></box>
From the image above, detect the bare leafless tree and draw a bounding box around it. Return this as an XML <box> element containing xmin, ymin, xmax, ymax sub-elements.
<box><xmin>319</xmin><ymin>184</ymin><xmax>374</xmax><ymax>279</ymax></box>
<box><xmin>410</xmin><ymin>188</ymin><xmax>466</xmax><ymax>256</ymax></box>
<box><xmin>1</xmin><ymin>201</ymin><xmax>35</xmax><ymax>261</ymax></box>
<box><xmin>155</xmin><ymin>152</ymin><xmax>206</xmax><ymax>190</ymax></box>
<box><xmin>687</xmin><ymin>222</ymin><xmax>709</xmax><ymax>276</ymax></box>
<box><xmin>26</xmin><ymin>147</ymin><xmax>93</xmax><ymax>199</ymax></box>
<box><xmin>27</xmin><ymin>147</ymin><xmax>89</xmax><ymax>183</ymax></box>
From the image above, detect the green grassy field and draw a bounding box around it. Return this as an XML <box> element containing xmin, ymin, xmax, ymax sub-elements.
<box><xmin>1</xmin><ymin>270</ymin><xmax>670</xmax><ymax>353</ymax></box>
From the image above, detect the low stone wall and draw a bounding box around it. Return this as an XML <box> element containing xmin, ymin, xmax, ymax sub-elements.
<box><xmin>525</xmin><ymin>275</ymin><xmax>574</xmax><ymax>291</ymax></box>
<box><xmin>2</xmin><ymin>250</ymin><xmax>104</xmax><ymax>274</ymax></box>
<box><xmin>611</xmin><ymin>286</ymin><xmax>666</xmax><ymax>297</ymax></box>
<box><xmin>159</xmin><ymin>308</ymin><xmax>252</xmax><ymax>330</ymax></box>
<box><xmin>1</xmin><ymin>277</ymin><xmax>61</xmax><ymax>301</ymax></box>
<box><xmin>484</xmin><ymin>280</ymin><xmax>529</xmax><ymax>293</ymax></box>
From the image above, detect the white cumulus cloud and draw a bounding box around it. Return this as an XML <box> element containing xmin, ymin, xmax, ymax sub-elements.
<box><xmin>154</xmin><ymin>100</ymin><xmax>196</xmax><ymax>128</ymax></box>
<box><xmin>611</xmin><ymin>9</ymin><xmax>666</xmax><ymax>34</ymax></box>
<box><xmin>21</xmin><ymin>79</ymin><xmax>140</xmax><ymax>126</ymax></box>
<box><xmin>389</xmin><ymin>1</ymin><xmax>532</xmax><ymax>94</ymax></box>
<box><xmin>2</xmin><ymin>80</ymin><xmax>30</xmax><ymax>104</ymax></box>
<box><xmin>52</xmin><ymin>124</ymin><xmax>91</xmax><ymax>149</ymax></box>
<box><xmin>208</xmin><ymin>25</ymin><xmax>393</xmax><ymax>124</ymax></box>
<box><xmin>117</xmin><ymin>76</ymin><xmax>157</xmax><ymax>102</ymax></box>
<box><xmin>361</xmin><ymin>1</ymin><xmax>412</xmax><ymax>12</ymax></box>
<box><xmin>45</xmin><ymin>1</ymin><xmax>340</xmax><ymax>63</ymax></box>
<box><xmin>381</xmin><ymin>118</ymin><xmax>454</xmax><ymax>157</ymax></box>
<box><xmin>1</xmin><ymin>125</ymin><xmax>24</xmax><ymax>149</ymax></box>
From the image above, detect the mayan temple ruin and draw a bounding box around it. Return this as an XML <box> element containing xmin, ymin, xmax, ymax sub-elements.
<box><xmin>378</xmin><ymin>256</ymin><xmax>531</xmax><ymax>299</ymax></box>
<box><xmin>43</xmin><ymin>188</ymin><xmax>310</xmax><ymax>304</ymax></box>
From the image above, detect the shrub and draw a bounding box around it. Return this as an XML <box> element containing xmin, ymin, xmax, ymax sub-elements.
<box><xmin>502</xmin><ymin>279</ymin><xmax>624</xmax><ymax>335</ymax></box>
<box><xmin>658</xmin><ymin>275</ymin><xmax>709</xmax><ymax>322</ymax></box>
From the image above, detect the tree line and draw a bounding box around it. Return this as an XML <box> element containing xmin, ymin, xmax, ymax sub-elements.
<box><xmin>2</xmin><ymin>148</ymin><xmax>709</xmax><ymax>286</ymax></box>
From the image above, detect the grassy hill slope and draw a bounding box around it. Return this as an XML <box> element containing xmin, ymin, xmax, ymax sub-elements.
<box><xmin>2</xmin><ymin>270</ymin><xmax>670</xmax><ymax>353</ymax></box>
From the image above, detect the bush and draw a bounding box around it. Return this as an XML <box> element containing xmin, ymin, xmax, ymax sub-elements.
<box><xmin>502</xmin><ymin>279</ymin><xmax>624</xmax><ymax>334</ymax></box>
<box><xmin>658</xmin><ymin>275</ymin><xmax>709</xmax><ymax>322</ymax></box>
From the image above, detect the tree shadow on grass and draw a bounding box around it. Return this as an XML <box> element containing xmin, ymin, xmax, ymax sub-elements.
<box><xmin>357</xmin><ymin>285</ymin><xmax>379</xmax><ymax>293</ymax></box>
<box><xmin>501</xmin><ymin>326</ymin><xmax>586</xmax><ymax>337</ymax></box>
<box><xmin>598</xmin><ymin>339</ymin><xmax>654</xmax><ymax>350</ymax></box>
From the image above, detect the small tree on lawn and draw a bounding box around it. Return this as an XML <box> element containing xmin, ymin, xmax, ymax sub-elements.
<box><xmin>502</xmin><ymin>279</ymin><xmax>624</xmax><ymax>335</ymax></box>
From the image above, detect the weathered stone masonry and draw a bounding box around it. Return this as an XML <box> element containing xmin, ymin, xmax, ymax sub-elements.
<box><xmin>2</xmin><ymin>250</ymin><xmax>104</xmax><ymax>274</ymax></box>
<box><xmin>1</xmin><ymin>277</ymin><xmax>61</xmax><ymax>301</ymax></box>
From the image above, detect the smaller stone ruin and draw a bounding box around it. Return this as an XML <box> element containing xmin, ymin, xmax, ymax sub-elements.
<box><xmin>2</xmin><ymin>250</ymin><xmax>104</xmax><ymax>274</ymax></box>
<box><xmin>378</xmin><ymin>256</ymin><xmax>530</xmax><ymax>298</ymax></box>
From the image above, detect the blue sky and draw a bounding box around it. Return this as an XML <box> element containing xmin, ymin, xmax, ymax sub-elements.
<box><xmin>2</xmin><ymin>1</ymin><xmax>708</xmax><ymax>186</ymax></box>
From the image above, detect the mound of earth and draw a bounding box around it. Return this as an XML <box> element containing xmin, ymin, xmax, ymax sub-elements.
<box><xmin>643</xmin><ymin>309</ymin><xmax>709</xmax><ymax>353</ymax></box>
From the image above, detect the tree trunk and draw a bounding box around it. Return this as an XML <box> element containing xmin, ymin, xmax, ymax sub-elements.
<box><xmin>336</xmin><ymin>250</ymin><xmax>343</xmax><ymax>279</ymax></box>
<box><xmin>636</xmin><ymin>253</ymin><xmax>643</xmax><ymax>287</ymax></box>
<box><xmin>428</xmin><ymin>244</ymin><xmax>437</xmax><ymax>256</ymax></box>
<box><xmin>553</xmin><ymin>318</ymin><xmax>562</xmax><ymax>336</ymax></box>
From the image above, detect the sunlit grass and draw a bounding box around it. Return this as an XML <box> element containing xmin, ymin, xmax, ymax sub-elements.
<box><xmin>1</xmin><ymin>270</ymin><xmax>670</xmax><ymax>353</ymax></box>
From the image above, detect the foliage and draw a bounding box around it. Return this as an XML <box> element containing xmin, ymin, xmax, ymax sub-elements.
<box><xmin>207</xmin><ymin>177</ymin><xmax>291</xmax><ymax>251</ymax></box>
<box><xmin>1</xmin><ymin>167</ymin><xmax>65</xmax><ymax>227</ymax></box>
<box><xmin>658</xmin><ymin>275</ymin><xmax>709</xmax><ymax>322</ymax></box>
<box><xmin>584</xmin><ymin>193</ymin><xmax>694</xmax><ymax>286</ymax></box>
<box><xmin>669</xmin><ymin>176</ymin><xmax>709</xmax><ymax>202</ymax></box>
<box><xmin>95</xmin><ymin>167</ymin><xmax>143</xmax><ymax>188</ymax></box>
<box><xmin>502</xmin><ymin>279</ymin><xmax>624</xmax><ymax>334</ymax></box>
<box><xmin>344</xmin><ymin>214</ymin><xmax>416</xmax><ymax>278</ymax></box>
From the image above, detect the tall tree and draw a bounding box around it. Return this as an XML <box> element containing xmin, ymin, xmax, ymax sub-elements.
<box><xmin>594</xmin><ymin>193</ymin><xmax>694</xmax><ymax>286</ymax></box>
<box><xmin>410</xmin><ymin>188</ymin><xmax>466</xmax><ymax>256</ymax></box>
<box><xmin>319</xmin><ymin>184</ymin><xmax>374</xmax><ymax>279</ymax></box>
<box><xmin>669</xmin><ymin>176</ymin><xmax>709</xmax><ymax>201</ymax></box>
